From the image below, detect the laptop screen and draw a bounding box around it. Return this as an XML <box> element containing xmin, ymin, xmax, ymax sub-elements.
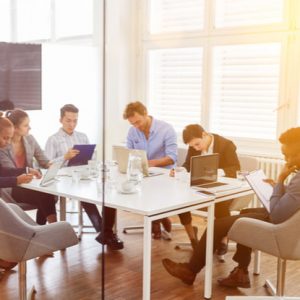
<box><xmin>190</xmin><ymin>154</ymin><xmax>219</xmax><ymax>186</ymax></box>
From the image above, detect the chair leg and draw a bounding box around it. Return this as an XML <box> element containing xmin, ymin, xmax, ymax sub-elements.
<box><xmin>264</xmin><ymin>258</ymin><xmax>286</xmax><ymax>297</ymax></box>
<box><xmin>77</xmin><ymin>202</ymin><xmax>83</xmax><ymax>240</ymax></box>
<box><xmin>59</xmin><ymin>196</ymin><xmax>66</xmax><ymax>221</ymax></box>
<box><xmin>276</xmin><ymin>258</ymin><xmax>286</xmax><ymax>296</ymax></box>
<box><xmin>253</xmin><ymin>250</ymin><xmax>261</xmax><ymax>275</ymax></box>
<box><xmin>19</xmin><ymin>261</ymin><xmax>27</xmax><ymax>300</ymax></box>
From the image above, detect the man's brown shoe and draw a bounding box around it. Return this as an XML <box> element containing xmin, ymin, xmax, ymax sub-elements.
<box><xmin>218</xmin><ymin>267</ymin><xmax>251</xmax><ymax>288</ymax></box>
<box><xmin>162</xmin><ymin>258</ymin><xmax>196</xmax><ymax>285</ymax></box>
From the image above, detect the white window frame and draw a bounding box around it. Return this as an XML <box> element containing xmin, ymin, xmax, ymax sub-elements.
<box><xmin>138</xmin><ymin>0</ymin><xmax>300</xmax><ymax>157</ymax></box>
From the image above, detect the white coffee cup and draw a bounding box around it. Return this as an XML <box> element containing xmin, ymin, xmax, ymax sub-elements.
<box><xmin>119</xmin><ymin>180</ymin><xmax>136</xmax><ymax>193</ymax></box>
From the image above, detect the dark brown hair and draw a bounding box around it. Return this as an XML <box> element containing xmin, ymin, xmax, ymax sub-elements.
<box><xmin>0</xmin><ymin>112</ymin><xmax>14</xmax><ymax>131</ymax></box>
<box><xmin>5</xmin><ymin>109</ymin><xmax>28</xmax><ymax>127</ymax></box>
<box><xmin>123</xmin><ymin>101</ymin><xmax>147</xmax><ymax>119</ymax></box>
<box><xmin>60</xmin><ymin>104</ymin><xmax>79</xmax><ymax>118</ymax></box>
<box><xmin>182</xmin><ymin>124</ymin><xmax>205</xmax><ymax>144</ymax></box>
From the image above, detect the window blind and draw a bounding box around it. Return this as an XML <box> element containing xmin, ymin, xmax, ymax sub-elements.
<box><xmin>148</xmin><ymin>48</ymin><xmax>203</xmax><ymax>134</ymax></box>
<box><xmin>0</xmin><ymin>0</ymin><xmax>10</xmax><ymax>42</ymax></box>
<box><xmin>211</xmin><ymin>43</ymin><xmax>281</xmax><ymax>140</ymax></box>
<box><xmin>150</xmin><ymin>0</ymin><xmax>204</xmax><ymax>34</ymax></box>
<box><xmin>215</xmin><ymin>0</ymin><xmax>284</xmax><ymax>28</ymax></box>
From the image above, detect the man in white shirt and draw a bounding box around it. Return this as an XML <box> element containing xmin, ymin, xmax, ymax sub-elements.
<box><xmin>45</xmin><ymin>104</ymin><xmax>123</xmax><ymax>250</ymax></box>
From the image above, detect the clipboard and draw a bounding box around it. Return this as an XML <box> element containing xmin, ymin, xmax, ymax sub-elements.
<box><xmin>67</xmin><ymin>144</ymin><xmax>96</xmax><ymax>166</ymax></box>
<box><xmin>245</xmin><ymin>169</ymin><xmax>273</xmax><ymax>212</ymax></box>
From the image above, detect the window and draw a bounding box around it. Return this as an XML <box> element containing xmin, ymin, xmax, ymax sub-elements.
<box><xmin>215</xmin><ymin>0</ymin><xmax>284</xmax><ymax>28</ymax></box>
<box><xmin>149</xmin><ymin>0</ymin><xmax>204</xmax><ymax>34</ymax></box>
<box><xmin>55</xmin><ymin>0</ymin><xmax>93</xmax><ymax>38</ymax></box>
<box><xmin>0</xmin><ymin>0</ymin><xmax>11</xmax><ymax>42</ymax></box>
<box><xmin>16</xmin><ymin>0</ymin><xmax>51</xmax><ymax>42</ymax></box>
<box><xmin>142</xmin><ymin>0</ymin><xmax>298</xmax><ymax>155</ymax></box>
<box><xmin>211</xmin><ymin>43</ymin><xmax>281</xmax><ymax>139</ymax></box>
<box><xmin>148</xmin><ymin>48</ymin><xmax>203</xmax><ymax>132</ymax></box>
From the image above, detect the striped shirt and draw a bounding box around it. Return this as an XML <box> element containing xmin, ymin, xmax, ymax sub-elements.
<box><xmin>45</xmin><ymin>128</ymin><xmax>89</xmax><ymax>165</ymax></box>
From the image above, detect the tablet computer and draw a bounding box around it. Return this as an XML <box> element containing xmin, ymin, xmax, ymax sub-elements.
<box><xmin>67</xmin><ymin>144</ymin><xmax>96</xmax><ymax>167</ymax></box>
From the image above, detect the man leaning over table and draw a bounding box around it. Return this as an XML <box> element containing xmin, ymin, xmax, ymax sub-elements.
<box><xmin>45</xmin><ymin>104</ymin><xmax>123</xmax><ymax>250</ymax></box>
<box><xmin>123</xmin><ymin>101</ymin><xmax>177</xmax><ymax>239</ymax></box>
<box><xmin>176</xmin><ymin>124</ymin><xmax>240</xmax><ymax>252</ymax></box>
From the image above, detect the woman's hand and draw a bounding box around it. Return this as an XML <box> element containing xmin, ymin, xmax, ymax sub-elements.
<box><xmin>263</xmin><ymin>178</ymin><xmax>276</xmax><ymax>187</ymax></box>
<box><xmin>28</xmin><ymin>168</ymin><xmax>42</xmax><ymax>179</ymax></box>
<box><xmin>277</xmin><ymin>163</ymin><xmax>297</xmax><ymax>183</ymax></box>
<box><xmin>17</xmin><ymin>174</ymin><xmax>34</xmax><ymax>185</ymax></box>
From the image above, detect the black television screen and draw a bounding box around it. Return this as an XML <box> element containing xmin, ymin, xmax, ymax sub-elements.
<box><xmin>0</xmin><ymin>42</ymin><xmax>41</xmax><ymax>110</ymax></box>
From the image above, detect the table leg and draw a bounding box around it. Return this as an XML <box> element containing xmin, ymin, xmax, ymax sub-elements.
<box><xmin>59</xmin><ymin>196</ymin><xmax>66</xmax><ymax>221</ymax></box>
<box><xmin>143</xmin><ymin>216</ymin><xmax>152</xmax><ymax>300</ymax></box>
<box><xmin>204</xmin><ymin>203</ymin><xmax>215</xmax><ymax>299</ymax></box>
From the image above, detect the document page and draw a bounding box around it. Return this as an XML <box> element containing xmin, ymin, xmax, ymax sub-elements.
<box><xmin>245</xmin><ymin>169</ymin><xmax>273</xmax><ymax>212</ymax></box>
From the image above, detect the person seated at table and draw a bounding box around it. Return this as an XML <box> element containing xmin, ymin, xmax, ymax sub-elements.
<box><xmin>162</xmin><ymin>127</ymin><xmax>300</xmax><ymax>288</ymax></box>
<box><xmin>0</xmin><ymin>109</ymin><xmax>57</xmax><ymax>225</ymax></box>
<box><xmin>45</xmin><ymin>104</ymin><xmax>123</xmax><ymax>250</ymax></box>
<box><xmin>123</xmin><ymin>101</ymin><xmax>177</xmax><ymax>239</ymax></box>
<box><xmin>176</xmin><ymin>124</ymin><xmax>240</xmax><ymax>251</ymax></box>
<box><xmin>0</xmin><ymin>112</ymin><xmax>46</xmax><ymax>270</ymax></box>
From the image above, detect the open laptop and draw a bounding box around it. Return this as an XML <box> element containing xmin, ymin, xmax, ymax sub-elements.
<box><xmin>40</xmin><ymin>161</ymin><xmax>63</xmax><ymax>187</ymax></box>
<box><xmin>190</xmin><ymin>154</ymin><xmax>239</xmax><ymax>193</ymax></box>
<box><xmin>67</xmin><ymin>144</ymin><xmax>96</xmax><ymax>167</ymax></box>
<box><xmin>113</xmin><ymin>146</ymin><xmax>163</xmax><ymax>177</ymax></box>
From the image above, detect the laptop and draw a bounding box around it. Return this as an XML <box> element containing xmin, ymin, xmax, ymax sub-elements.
<box><xmin>40</xmin><ymin>161</ymin><xmax>63</xmax><ymax>187</ymax></box>
<box><xmin>190</xmin><ymin>154</ymin><xmax>239</xmax><ymax>192</ymax></box>
<box><xmin>113</xmin><ymin>146</ymin><xmax>163</xmax><ymax>177</ymax></box>
<box><xmin>67</xmin><ymin>144</ymin><xmax>96</xmax><ymax>167</ymax></box>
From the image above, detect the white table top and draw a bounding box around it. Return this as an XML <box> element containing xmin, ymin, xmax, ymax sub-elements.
<box><xmin>21</xmin><ymin>167</ymin><xmax>251</xmax><ymax>216</ymax></box>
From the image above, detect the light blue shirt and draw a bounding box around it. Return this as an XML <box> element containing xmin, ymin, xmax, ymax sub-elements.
<box><xmin>126</xmin><ymin>117</ymin><xmax>177</xmax><ymax>168</ymax></box>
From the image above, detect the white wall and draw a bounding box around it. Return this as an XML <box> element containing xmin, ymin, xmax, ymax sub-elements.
<box><xmin>28</xmin><ymin>44</ymin><xmax>101</xmax><ymax>149</ymax></box>
<box><xmin>105</xmin><ymin>0</ymin><xmax>139</xmax><ymax>159</ymax></box>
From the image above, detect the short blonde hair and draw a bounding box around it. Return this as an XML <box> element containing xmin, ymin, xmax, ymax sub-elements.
<box><xmin>123</xmin><ymin>101</ymin><xmax>147</xmax><ymax>119</ymax></box>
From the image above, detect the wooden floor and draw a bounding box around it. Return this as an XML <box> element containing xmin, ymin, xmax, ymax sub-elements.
<box><xmin>1</xmin><ymin>208</ymin><xmax>300</xmax><ymax>300</ymax></box>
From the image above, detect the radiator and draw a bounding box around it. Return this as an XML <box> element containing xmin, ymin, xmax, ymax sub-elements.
<box><xmin>256</xmin><ymin>156</ymin><xmax>285</xmax><ymax>180</ymax></box>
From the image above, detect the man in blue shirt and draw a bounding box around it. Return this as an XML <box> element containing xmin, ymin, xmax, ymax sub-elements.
<box><xmin>123</xmin><ymin>101</ymin><xmax>177</xmax><ymax>238</ymax></box>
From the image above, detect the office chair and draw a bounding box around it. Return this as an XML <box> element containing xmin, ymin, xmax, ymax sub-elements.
<box><xmin>0</xmin><ymin>199</ymin><xmax>78</xmax><ymax>300</ymax></box>
<box><xmin>227</xmin><ymin>209</ymin><xmax>300</xmax><ymax>298</ymax></box>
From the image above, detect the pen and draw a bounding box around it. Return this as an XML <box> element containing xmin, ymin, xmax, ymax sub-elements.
<box><xmin>26</xmin><ymin>167</ymin><xmax>29</xmax><ymax>174</ymax></box>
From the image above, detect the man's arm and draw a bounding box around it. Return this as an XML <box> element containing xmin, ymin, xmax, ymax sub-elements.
<box><xmin>126</xmin><ymin>128</ymin><xmax>135</xmax><ymax>149</ymax></box>
<box><xmin>221</xmin><ymin>142</ymin><xmax>240</xmax><ymax>178</ymax></box>
<box><xmin>149</xmin><ymin>125</ymin><xmax>177</xmax><ymax>167</ymax></box>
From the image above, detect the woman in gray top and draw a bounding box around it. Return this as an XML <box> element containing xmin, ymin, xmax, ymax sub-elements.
<box><xmin>0</xmin><ymin>109</ymin><xmax>57</xmax><ymax>225</ymax></box>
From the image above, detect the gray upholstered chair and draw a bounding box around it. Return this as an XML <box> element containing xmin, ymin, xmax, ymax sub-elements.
<box><xmin>228</xmin><ymin>209</ymin><xmax>300</xmax><ymax>298</ymax></box>
<box><xmin>0</xmin><ymin>199</ymin><xmax>78</xmax><ymax>300</ymax></box>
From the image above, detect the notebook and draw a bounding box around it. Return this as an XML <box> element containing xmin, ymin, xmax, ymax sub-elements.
<box><xmin>40</xmin><ymin>161</ymin><xmax>63</xmax><ymax>187</ymax></box>
<box><xmin>245</xmin><ymin>169</ymin><xmax>273</xmax><ymax>212</ymax></box>
<box><xmin>190</xmin><ymin>154</ymin><xmax>239</xmax><ymax>193</ymax></box>
<box><xmin>113</xmin><ymin>146</ymin><xmax>163</xmax><ymax>177</ymax></box>
<box><xmin>67</xmin><ymin>144</ymin><xmax>96</xmax><ymax>167</ymax></box>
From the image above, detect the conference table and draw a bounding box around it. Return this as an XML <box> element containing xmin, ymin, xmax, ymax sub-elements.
<box><xmin>21</xmin><ymin>167</ymin><xmax>253</xmax><ymax>299</ymax></box>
